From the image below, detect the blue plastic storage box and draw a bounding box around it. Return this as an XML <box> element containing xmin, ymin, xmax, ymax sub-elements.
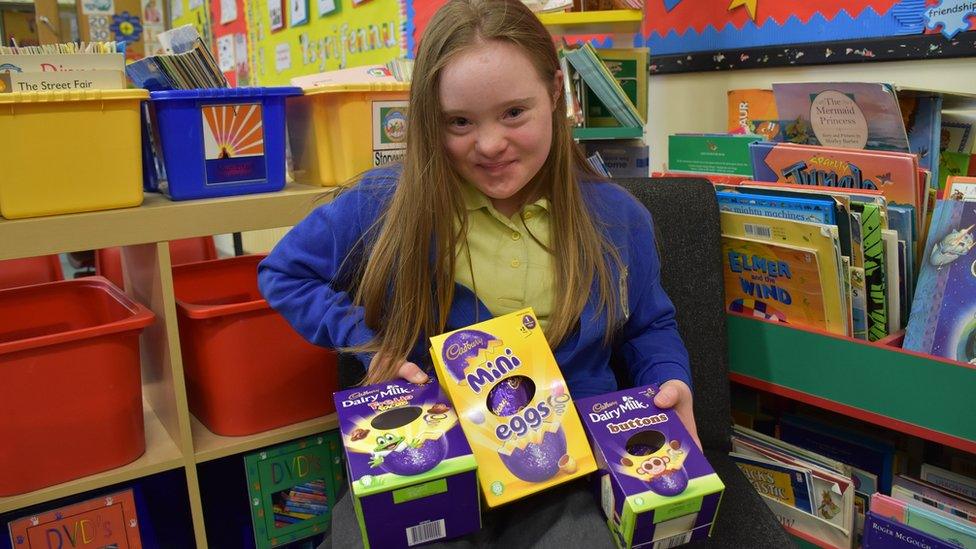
<box><xmin>149</xmin><ymin>87</ymin><xmax>301</xmax><ymax>201</ymax></box>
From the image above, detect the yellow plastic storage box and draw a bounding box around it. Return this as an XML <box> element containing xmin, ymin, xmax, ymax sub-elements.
<box><xmin>287</xmin><ymin>82</ymin><xmax>409</xmax><ymax>186</ymax></box>
<box><xmin>0</xmin><ymin>89</ymin><xmax>148</xmax><ymax>219</ymax></box>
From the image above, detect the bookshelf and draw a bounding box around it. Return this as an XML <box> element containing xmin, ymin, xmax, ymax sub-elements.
<box><xmin>726</xmin><ymin>313</ymin><xmax>976</xmax><ymax>454</ymax></box>
<box><xmin>0</xmin><ymin>183</ymin><xmax>335</xmax><ymax>547</ymax></box>
<box><xmin>538</xmin><ymin>9</ymin><xmax>643</xmax><ymax>35</ymax></box>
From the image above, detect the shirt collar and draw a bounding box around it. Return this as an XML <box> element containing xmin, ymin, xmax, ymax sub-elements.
<box><xmin>459</xmin><ymin>180</ymin><xmax>550</xmax><ymax>214</ymax></box>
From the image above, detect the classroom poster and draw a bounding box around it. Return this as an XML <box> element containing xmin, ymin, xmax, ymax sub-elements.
<box><xmin>210</xmin><ymin>0</ymin><xmax>248</xmax><ymax>85</ymax></box>
<box><xmin>245</xmin><ymin>0</ymin><xmax>404</xmax><ymax>85</ymax></box>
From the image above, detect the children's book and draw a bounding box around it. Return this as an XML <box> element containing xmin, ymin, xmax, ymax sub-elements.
<box><xmin>730</xmin><ymin>452</ymin><xmax>816</xmax><ymax>514</ymax></box>
<box><xmin>888</xmin><ymin>205</ymin><xmax>917</xmax><ymax>299</ymax></box>
<box><xmin>669</xmin><ymin>134</ymin><xmax>759</xmax><ymax>176</ymax></box>
<box><xmin>872</xmin><ymin>493</ymin><xmax>976</xmax><ymax>548</ymax></box>
<box><xmin>561</xmin><ymin>43</ymin><xmax>643</xmax><ymax>128</ymax></box>
<box><xmin>893</xmin><ymin>475</ymin><xmax>976</xmax><ymax>524</ymax></box>
<box><xmin>732</xmin><ymin>435</ymin><xmax>852</xmax><ymax>532</ymax></box>
<box><xmin>921</xmin><ymin>465</ymin><xmax>976</xmax><ymax>501</ymax></box>
<box><xmin>727</xmin><ymin>88</ymin><xmax>782</xmax><ymax>141</ymax></box>
<box><xmin>716</xmin><ymin>191</ymin><xmax>836</xmax><ymax>224</ymax></box>
<box><xmin>882</xmin><ymin>229</ymin><xmax>902</xmax><ymax>333</ymax></box>
<box><xmin>945</xmin><ymin>176</ymin><xmax>976</xmax><ymax>201</ymax></box>
<box><xmin>850</xmin><ymin>201</ymin><xmax>890</xmax><ymax>341</ymax></box>
<box><xmin>904</xmin><ymin>200</ymin><xmax>976</xmax><ymax>363</ymax></box>
<box><xmin>750</xmin><ymin>141</ymin><xmax>922</xmax><ymax>227</ymax></box>
<box><xmin>583</xmin><ymin>48</ymin><xmax>647</xmax><ymax>128</ymax></box>
<box><xmin>779</xmin><ymin>414</ymin><xmax>896</xmax><ymax>495</ymax></box>
<box><xmin>722</xmin><ymin>236</ymin><xmax>829</xmax><ymax>330</ymax></box>
<box><xmin>732</xmin><ymin>181</ymin><xmax>859</xmax><ymax>268</ymax></box>
<box><xmin>942</xmin><ymin>113</ymin><xmax>976</xmax><ymax>154</ymax></box>
<box><xmin>941</xmin><ymin>152</ymin><xmax>972</xmax><ymax>192</ymax></box>
<box><xmin>7</xmin><ymin>490</ymin><xmax>142</xmax><ymax>548</ymax></box>
<box><xmin>863</xmin><ymin>511</ymin><xmax>957</xmax><ymax>549</ymax></box>
<box><xmin>772</xmin><ymin>82</ymin><xmax>910</xmax><ymax>152</ymax></box>
<box><xmin>720</xmin><ymin>211</ymin><xmax>848</xmax><ymax>335</ymax></box>
<box><xmin>900</xmin><ymin>93</ymin><xmax>943</xmax><ymax>188</ymax></box>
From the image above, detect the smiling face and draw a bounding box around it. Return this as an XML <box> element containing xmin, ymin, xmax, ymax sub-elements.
<box><xmin>374</xmin><ymin>433</ymin><xmax>404</xmax><ymax>452</ymax></box>
<box><xmin>439</xmin><ymin>39</ymin><xmax>560</xmax><ymax>217</ymax></box>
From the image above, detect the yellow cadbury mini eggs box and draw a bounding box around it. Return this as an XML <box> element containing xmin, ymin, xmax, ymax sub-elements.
<box><xmin>429</xmin><ymin>308</ymin><xmax>596</xmax><ymax>507</ymax></box>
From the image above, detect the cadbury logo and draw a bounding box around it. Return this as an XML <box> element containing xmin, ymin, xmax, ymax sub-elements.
<box><xmin>591</xmin><ymin>401</ymin><xmax>618</xmax><ymax>414</ymax></box>
<box><xmin>446</xmin><ymin>338</ymin><xmax>483</xmax><ymax>361</ymax></box>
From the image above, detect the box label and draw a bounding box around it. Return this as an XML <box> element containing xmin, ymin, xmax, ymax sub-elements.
<box><xmin>372</xmin><ymin>100</ymin><xmax>408</xmax><ymax>166</ymax></box>
<box><xmin>393</xmin><ymin>479</ymin><xmax>449</xmax><ymax>504</ymax></box>
<box><xmin>244</xmin><ymin>433</ymin><xmax>339</xmax><ymax>549</ymax></box>
<box><xmin>201</xmin><ymin>102</ymin><xmax>268</xmax><ymax>185</ymax></box>
<box><xmin>8</xmin><ymin>490</ymin><xmax>142</xmax><ymax>548</ymax></box>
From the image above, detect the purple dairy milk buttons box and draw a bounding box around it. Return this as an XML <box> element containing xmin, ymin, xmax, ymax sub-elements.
<box><xmin>576</xmin><ymin>385</ymin><xmax>725</xmax><ymax>548</ymax></box>
<box><xmin>334</xmin><ymin>380</ymin><xmax>481</xmax><ymax>548</ymax></box>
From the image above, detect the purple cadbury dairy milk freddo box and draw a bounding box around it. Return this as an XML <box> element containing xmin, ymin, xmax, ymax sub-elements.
<box><xmin>334</xmin><ymin>379</ymin><xmax>481</xmax><ymax>548</ymax></box>
<box><xmin>577</xmin><ymin>385</ymin><xmax>725</xmax><ymax>548</ymax></box>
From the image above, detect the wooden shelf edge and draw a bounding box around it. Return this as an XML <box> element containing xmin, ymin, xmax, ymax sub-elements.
<box><xmin>0</xmin><ymin>183</ymin><xmax>336</xmax><ymax>261</ymax></box>
<box><xmin>0</xmin><ymin>400</ymin><xmax>185</xmax><ymax>514</ymax></box>
<box><xmin>192</xmin><ymin>413</ymin><xmax>339</xmax><ymax>463</ymax></box>
<box><xmin>539</xmin><ymin>9</ymin><xmax>643</xmax><ymax>35</ymax></box>
<box><xmin>729</xmin><ymin>373</ymin><xmax>976</xmax><ymax>455</ymax></box>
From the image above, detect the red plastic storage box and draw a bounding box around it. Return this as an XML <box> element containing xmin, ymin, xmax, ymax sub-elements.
<box><xmin>172</xmin><ymin>255</ymin><xmax>338</xmax><ymax>436</ymax></box>
<box><xmin>0</xmin><ymin>277</ymin><xmax>154</xmax><ymax>496</ymax></box>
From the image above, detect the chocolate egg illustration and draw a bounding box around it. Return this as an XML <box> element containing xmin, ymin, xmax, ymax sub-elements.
<box><xmin>378</xmin><ymin>436</ymin><xmax>449</xmax><ymax>476</ymax></box>
<box><xmin>648</xmin><ymin>467</ymin><xmax>689</xmax><ymax>496</ymax></box>
<box><xmin>369</xmin><ymin>406</ymin><xmax>448</xmax><ymax>476</ymax></box>
<box><xmin>499</xmin><ymin>427</ymin><xmax>567</xmax><ymax>482</ymax></box>
<box><xmin>486</xmin><ymin>376</ymin><xmax>535</xmax><ymax>417</ymax></box>
<box><xmin>440</xmin><ymin>329</ymin><xmax>498</xmax><ymax>382</ymax></box>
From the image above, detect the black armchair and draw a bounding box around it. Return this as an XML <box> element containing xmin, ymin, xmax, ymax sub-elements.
<box><xmin>616</xmin><ymin>177</ymin><xmax>795</xmax><ymax>548</ymax></box>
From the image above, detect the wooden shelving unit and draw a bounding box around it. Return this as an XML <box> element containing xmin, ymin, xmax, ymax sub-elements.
<box><xmin>538</xmin><ymin>9</ymin><xmax>643</xmax><ymax>35</ymax></box>
<box><xmin>0</xmin><ymin>182</ymin><xmax>336</xmax><ymax>547</ymax></box>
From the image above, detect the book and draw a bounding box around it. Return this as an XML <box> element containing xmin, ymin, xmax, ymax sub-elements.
<box><xmin>720</xmin><ymin>211</ymin><xmax>849</xmax><ymax>335</ymax></box>
<box><xmin>731</xmin><ymin>452</ymin><xmax>816</xmax><ymax>514</ymax></box>
<box><xmin>669</xmin><ymin>134</ymin><xmax>759</xmax><ymax>176</ymax></box>
<box><xmin>583</xmin><ymin>48</ymin><xmax>647</xmax><ymax>128</ymax></box>
<box><xmin>893</xmin><ymin>475</ymin><xmax>976</xmax><ymax>524</ymax></box>
<box><xmin>773</xmin><ymin>82</ymin><xmax>911</xmax><ymax>152</ymax></box>
<box><xmin>561</xmin><ymin>43</ymin><xmax>643</xmax><ymax>128</ymax></box>
<box><xmin>290</xmin><ymin>64</ymin><xmax>398</xmax><ymax>89</ymax></box>
<box><xmin>945</xmin><ymin>176</ymin><xmax>976</xmax><ymax>201</ymax></box>
<box><xmin>722</xmin><ymin>236</ymin><xmax>830</xmax><ymax>331</ymax></box>
<box><xmin>779</xmin><ymin>414</ymin><xmax>896</xmax><ymax>495</ymax></box>
<box><xmin>904</xmin><ymin>200</ymin><xmax>976</xmax><ymax>362</ymax></box>
<box><xmin>882</xmin><ymin>229</ymin><xmax>902</xmax><ymax>333</ymax></box>
<box><xmin>921</xmin><ymin>465</ymin><xmax>976</xmax><ymax>501</ymax></box>
<box><xmin>7</xmin><ymin>490</ymin><xmax>142</xmax><ymax>548</ymax></box>
<box><xmin>863</xmin><ymin>511</ymin><xmax>958</xmax><ymax>549</ymax></box>
<box><xmin>728</xmin><ymin>88</ymin><xmax>781</xmax><ymax>141</ymax></box>
<box><xmin>900</xmin><ymin>93</ymin><xmax>943</xmax><ymax>188</ymax></box>
<box><xmin>871</xmin><ymin>493</ymin><xmax>976</xmax><ymax>548</ymax></box>
<box><xmin>749</xmin><ymin>141</ymin><xmax>922</xmax><ymax>227</ymax></box>
<box><xmin>941</xmin><ymin>151</ymin><xmax>973</xmax><ymax>192</ymax></box>
<box><xmin>716</xmin><ymin>191</ymin><xmax>837</xmax><ymax>225</ymax></box>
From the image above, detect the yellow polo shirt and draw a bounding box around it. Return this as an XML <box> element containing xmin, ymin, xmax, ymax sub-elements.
<box><xmin>455</xmin><ymin>182</ymin><xmax>553</xmax><ymax>328</ymax></box>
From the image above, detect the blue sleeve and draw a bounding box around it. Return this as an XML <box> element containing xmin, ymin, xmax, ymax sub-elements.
<box><xmin>617</xmin><ymin>207</ymin><xmax>693</xmax><ymax>392</ymax></box>
<box><xmin>257</xmin><ymin>174</ymin><xmax>395</xmax><ymax>366</ymax></box>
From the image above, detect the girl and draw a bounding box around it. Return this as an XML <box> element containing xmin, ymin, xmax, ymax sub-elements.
<box><xmin>259</xmin><ymin>0</ymin><xmax>697</xmax><ymax>543</ymax></box>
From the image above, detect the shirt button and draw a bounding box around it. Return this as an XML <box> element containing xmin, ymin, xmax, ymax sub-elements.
<box><xmin>510</xmin><ymin>259</ymin><xmax>521</xmax><ymax>268</ymax></box>
<box><xmin>524</xmin><ymin>211</ymin><xmax>534</xmax><ymax>220</ymax></box>
<box><xmin>511</xmin><ymin>231</ymin><xmax>521</xmax><ymax>241</ymax></box>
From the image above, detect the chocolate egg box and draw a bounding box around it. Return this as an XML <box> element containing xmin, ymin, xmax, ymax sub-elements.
<box><xmin>334</xmin><ymin>379</ymin><xmax>481</xmax><ymax>548</ymax></box>
<box><xmin>577</xmin><ymin>386</ymin><xmax>725</xmax><ymax>548</ymax></box>
<box><xmin>429</xmin><ymin>308</ymin><xmax>596</xmax><ymax>508</ymax></box>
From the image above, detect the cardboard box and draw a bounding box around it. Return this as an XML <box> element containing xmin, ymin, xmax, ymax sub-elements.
<box><xmin>334</xmin><ymin>380</ymin><xmax>481</xmax><ymax>548</ymax></box>
<box><xmin>429</xmin><ymin>308</ymin><xmax>596</xmax><ymax>507</ymax></box>
<box><xmin>577</xmin><ymin>386</ymin><xmax>725</xmax><ymax>548</ymax></box>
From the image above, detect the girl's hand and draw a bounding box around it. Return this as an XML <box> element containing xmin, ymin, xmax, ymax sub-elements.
<box><xmin>369</xmin><ymin>355</ymin><xmax>429</xmax><ymax>384</ymax></box>
<box><xmin>652</xmin><ymin>379</ymin><xmax>702</xmax><ymax>450</ymax></box>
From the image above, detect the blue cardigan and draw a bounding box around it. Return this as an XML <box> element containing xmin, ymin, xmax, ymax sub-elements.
<box><xmin>257</xmin><ymin>167</ymin><xmax>690</xmax><ymax>399</ymax></box>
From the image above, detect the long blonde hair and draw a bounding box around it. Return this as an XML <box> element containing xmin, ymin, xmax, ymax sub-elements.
<box><xmin>353</xmin><ymin>0</ymin><xmax>622</xmax><ymax>384</ymax></box>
